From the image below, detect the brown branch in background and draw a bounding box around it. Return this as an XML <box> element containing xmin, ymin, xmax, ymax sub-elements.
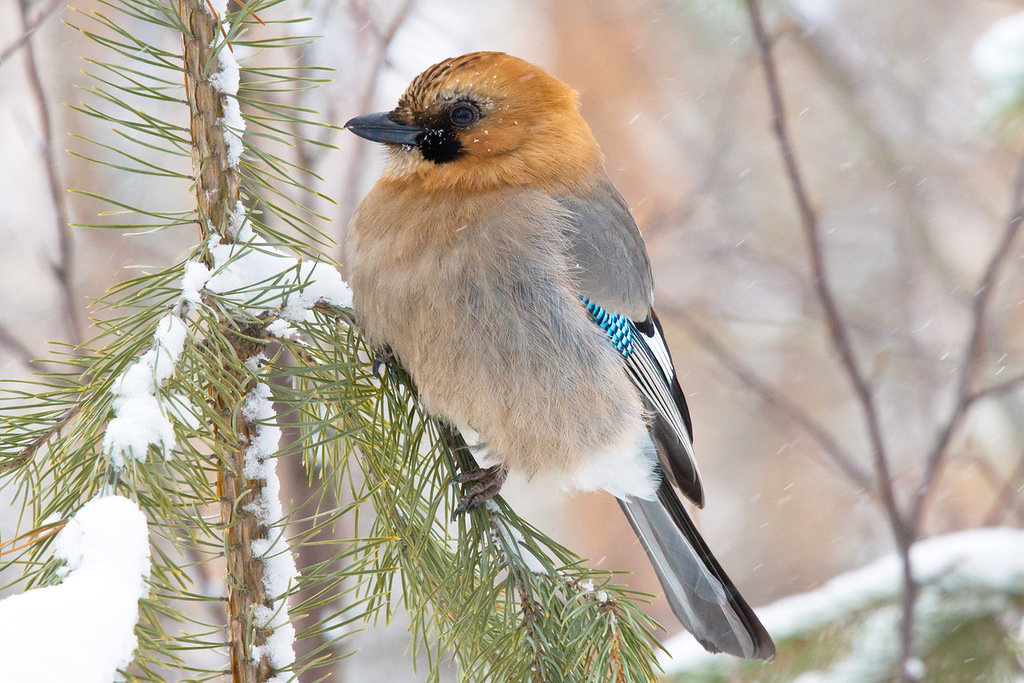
<box><xmin>909</xmin><ymin>149</ymin><xmax>1024</xmax><ymax>532</ymax></box>
<box><xmin>0</xmin><ymin>403</ymin><xmax>81</xmax><ymax>476</ymax></box>
<box><xmin>337</xmin><ymin>0</ymin><xmax>416</xmax><ymax>249</ymax></box>
<box><xmin>17</xmin><ymin>0</ymin><xmax>83</xmax><ymax>348</ymax></box>
<box><xmin>743</xmin><ymin>1</ymin><xmax>917</xmax><ymax>678</ymax></box>
<box><xmin>665</xmin><ymin>303</ymin><xmax>875</xmax><ymax>492</ymax></box>
<box><xmin>291</xmin><ymin>1</ymin><xmax>415</xmax><ymax>179</ymax></box>
<box><xmin>273</xmin><ymin>363</ymin><xmax>348</xmax><ymax>682</ymax></box>
<box><xmin>0</xmin><ymin>0</ymin><xmax>61</xmax><ymax>63</ymax></box>
<box><xmin>281</xmin><ymin>6</ymin><xmax>414</xmax><ymax>675</ymax></box>
<box><xmin>0</xmin><ymin>324</ymin><xmax>42</xmax><ymax>374</ymax></box>
<box><xmin>971</xmin><ymin>372</ymin><xmax>1024</xmax><ymax>402</ymax></box>
<box><xmin>984</xmin><ymin>450</ymin><xmax>1024</xmax><ymax>526</ymax></box>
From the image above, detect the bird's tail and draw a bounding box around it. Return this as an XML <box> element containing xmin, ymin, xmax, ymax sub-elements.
<box><xmin>618</xmin><ymin>478</ymin><xmax>775</xmax><ymax>660</ymax></box>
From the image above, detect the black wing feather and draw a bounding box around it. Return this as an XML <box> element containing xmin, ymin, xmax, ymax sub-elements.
<box><xmin>625</xmin><ymin>311</ymin><xmax>704</xmax><ymax>506</ymax></box>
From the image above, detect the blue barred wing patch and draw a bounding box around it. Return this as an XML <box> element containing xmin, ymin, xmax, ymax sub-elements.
<box><xmin>581</xmin><ymin>296</ymin><xmax>634</xmax><ymax>358</ymax></box>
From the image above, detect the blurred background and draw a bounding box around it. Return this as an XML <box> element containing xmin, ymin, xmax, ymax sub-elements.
<box><xmin>1</xmin><ymin>0</ymin><xmax>1023</xmax><ymax>679</ymax></box>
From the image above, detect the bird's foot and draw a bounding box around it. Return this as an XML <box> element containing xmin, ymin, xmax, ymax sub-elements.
<box><xmin>372</xmin><ymin>345</ymin><xmax>395</xmax><ymax>377</ymax></box>
<box><xmin>451</xmin><ymin>464</ymin><xmax>508</xmax><ymax>519</ymax></box>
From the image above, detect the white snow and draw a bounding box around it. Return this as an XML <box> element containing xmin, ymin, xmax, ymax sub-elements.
<box><xmin>181</xmin><ymin>260</ymin><xmax>211</xmax><ymax>304</ymax></box>
<box><xmin>904</xmin><ymin>656</ymin><xmax>926</xmax><ymax>680</ymax></box>
<box><xmin>660</xmin><ymin>527</ymin><xmax>1024</xmax><ymax>674</ymax></box>
<box><xmin>205</xmin><ymin>231</ymin><xmax>352</xmax><ymax>319</ymax></box>
<box><xmin>207</xmin><ymin>22</ymin><xmax>245</xmax><ymax>166</ymax></box>
<box><xmin>219</xmin><ymin>96</ymin><xmax>244</xmax><ymax>167</ymax></box>
<box><xmin>972</xmin><ymin>11</ymin><xmax>1024</xmax><ymax>116</ymax></box>
<box><xmin>203</xmin><ymin>0</ymin><xmax>228</xmax><ymax>17</ymax></box>
<box><xmin>266</xmin><ymin>318</ymin><xmax>298</xmax><ymax>340</ymax></box>
<box><xmin>241</xmin><ymin>382</ymin><xmax>298</xmax><ymax>680</ymax></box>
<box><xmin>0</xmin><ymin>495</ymin><xmax>150</xmax><ymax>683</ymax></box>
<box><xmin>227</xmin><ymin>200</ymin><xmax>253</xmax><ymax>241</ymax></box>
<box><xmin>103</xmin><ymin>315</ymin><xmax>188</xmax><ymax>468</ymax></box>
<box><xmin>208</xmin><ymin>37</ymin><xmax>240</xmax><ymax>96</ymax></box>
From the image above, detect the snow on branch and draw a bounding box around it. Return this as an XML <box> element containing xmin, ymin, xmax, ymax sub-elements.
<box><xmin>199</xmin><ymin>202</ymin><xmax>352</xmax><ymax>323</ymax></box>
<box><xmin>660</xmin><ymin>528</ymin><xmax>1024</xmax><ymax>675</ymax></box>
<box><xmin>102</xmin><ymin>314</ymin><xmax>188</xmax><ymax>468</ymax></box>
<box><xmin>241</xmin><ymin>382</ymin><xmax>298</xmax><ymax>680</ymax></box>
<box><xmin>0</xmin><ymin>496</ymin><xmax>150</xmax><ymax>683</ymax></box>
<box><xmin>208</xmin><ymin>23</ymin><xmax>244</xmax><ymax>168</ymax></box>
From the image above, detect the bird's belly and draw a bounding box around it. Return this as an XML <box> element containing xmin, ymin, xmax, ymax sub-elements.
<box><xmin>353</xmin><ymin>258</ymin><xmax>654</xmax><ymax>496</ymax></box>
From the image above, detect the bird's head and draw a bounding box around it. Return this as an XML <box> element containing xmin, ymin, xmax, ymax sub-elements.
<box><xmin>345</xmin><ymin>52</ymin><xmax>603</xmax><ymax>193</ymax></box>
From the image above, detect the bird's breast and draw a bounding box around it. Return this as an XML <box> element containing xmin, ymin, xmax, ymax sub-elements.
<box><xmin>345</xmin><ymin>184</ymin><xmax>647</xmax><ymax>480</ymax></box>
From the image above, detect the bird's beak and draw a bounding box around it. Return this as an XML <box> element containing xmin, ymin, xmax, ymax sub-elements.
<box><xmin>344</xmin><ymin>111</ymin><xmax>423</xmax><ymax>145</ymax></box>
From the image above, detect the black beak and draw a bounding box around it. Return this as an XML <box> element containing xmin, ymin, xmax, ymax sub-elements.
<box><xmin>344</xmin><ymin>111</ymin><xmax>423</xmax><ymax>145</ymax></box>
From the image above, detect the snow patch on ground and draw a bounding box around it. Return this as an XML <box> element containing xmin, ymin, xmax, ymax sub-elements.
<box><xmin>660</xmin><ymin>527</ymin><xmax>1024</xmax><ymax>674</ymax></box>
<box><xmin>972</xmin><ymin>11</ymin><xmax>1024</xmax><ymax>116</ymax></box>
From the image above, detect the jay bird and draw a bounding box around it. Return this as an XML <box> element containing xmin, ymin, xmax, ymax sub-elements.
<box><xmin>344</xmin><ymin>51</ymin><xmax>774</xmax><ymax>660</ymax></box>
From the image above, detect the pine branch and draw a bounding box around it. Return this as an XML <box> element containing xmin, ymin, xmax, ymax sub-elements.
<box><xmin>179</xmin><ymin>3</ymin><xmax>271</xmax><ymax>679</ymax></box>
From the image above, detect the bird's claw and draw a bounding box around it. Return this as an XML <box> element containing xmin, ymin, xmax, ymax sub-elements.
<box><xmin>451</xmin><ymin>464</ymin><xmax>507</xmax><ymax>520</ymax></box>
<box><xmin>372</xmin><ymin>345</ymin><xmax>396</xmax><ymax>377</ymax></box>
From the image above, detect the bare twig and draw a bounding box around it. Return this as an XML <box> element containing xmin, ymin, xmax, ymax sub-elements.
<box><xmin>337</xmin><ymin>0</ymin><xmax>416</xmax><ymax>251</ymax></box>
<box><xmin>18</xmin><ymin>0</ymin><xmax>83</xmax><ymax>348</ymax></box>
<box><xmin>0</xmin><ymin>0</ymin><xmax>62</xmax><ymax>63</ymax></box>
<box><xmin>0</xmin><ymin>323</ymin><xmax>42</xmax><ymax>373</ymax></box>
<box><xmin>984</xmin><ymin>450</ymin><xmax>1024</xmax><ymax>526</ymax></box>
<box><xmin>665</xmin><ymin>303</ymin><xmax>874</xmax><ymax>492</ymax></box>
<box><xmin>970</xmin><ymin>372</ymin><xmax>1024</xmax><ymax>402</ymax></box>
<box><xmin>909</xmin><ymin>149</ymin><xmax>1024</xmax><ymax>531</ymax></box>
<box><xmin>743</xmin><ymin>2</ymin><xmax>916</xmax><ymax>677</ymax></box>
<box><xmin>0</xmin><ymin>403</ymin><xmax>81</xmax><ymax>475</ymax></box>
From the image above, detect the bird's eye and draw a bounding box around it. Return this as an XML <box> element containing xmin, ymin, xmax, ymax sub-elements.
<box><xmin>449</xmin><ymin>103</ymin><xmax>479</xmax><ymax>127</ymax></box>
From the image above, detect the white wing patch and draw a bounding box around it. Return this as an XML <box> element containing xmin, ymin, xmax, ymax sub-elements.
<box><xmin>641</xmin><ymin>321</ymin><xmax>675</xmax><ymax>383</ymax></box>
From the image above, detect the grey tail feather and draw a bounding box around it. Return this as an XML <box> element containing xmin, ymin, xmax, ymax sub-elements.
<box><xmin>618</xmin><ymin>478</ymin><xmax>775</xmax><ymax>660</ymax></box>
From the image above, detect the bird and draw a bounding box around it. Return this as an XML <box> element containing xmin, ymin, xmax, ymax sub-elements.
<box><xmin>344</xmin><ymin>51</ymin><xmax>775</xmax><ymax>660</ymax></box>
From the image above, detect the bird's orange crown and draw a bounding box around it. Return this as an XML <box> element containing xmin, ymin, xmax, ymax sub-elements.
<box><xmin>348</xmin><ymin>52</ymin><xmax>603</xmax><ymax>194</ymax></box>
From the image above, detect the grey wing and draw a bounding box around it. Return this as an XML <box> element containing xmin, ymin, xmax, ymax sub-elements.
<box><xmin>557</xmin><ymin>178</ymin><xmax>704</xmax><ymax>506</ymax></box>
<box><xmin>556</xmin><ymin>177</ymin><xmax>653</xmax><ymax>320</ymax></box>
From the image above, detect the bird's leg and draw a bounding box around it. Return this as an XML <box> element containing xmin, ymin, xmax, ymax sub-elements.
<box><xmin>451</xmin><ymin>464</ymin><xmax>508</xmax><ymax>519</ymax></box>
